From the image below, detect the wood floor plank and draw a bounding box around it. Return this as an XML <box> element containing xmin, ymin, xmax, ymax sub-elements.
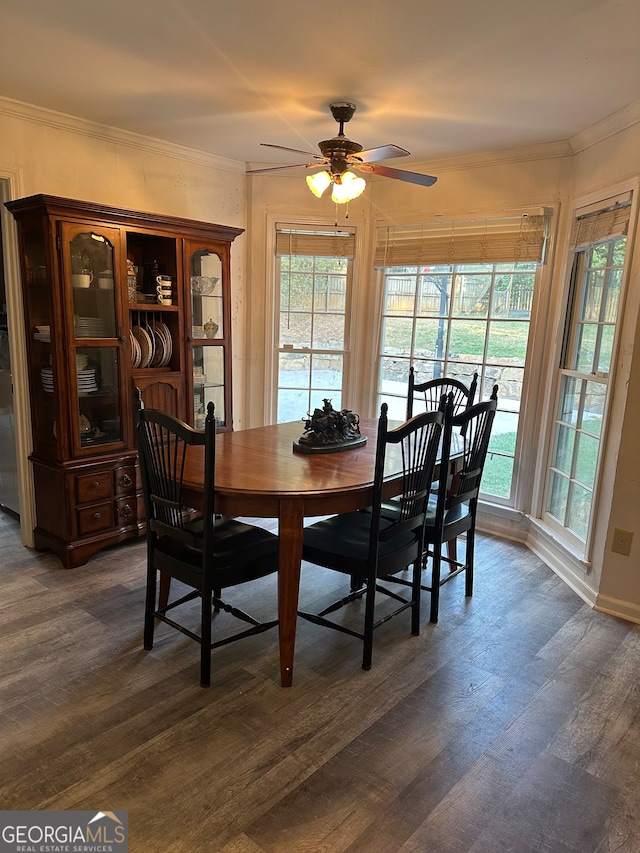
<box><xmin>2</xmin><ymin>512</ymin><xmax>640</xmax><ymax>852</ymax></box>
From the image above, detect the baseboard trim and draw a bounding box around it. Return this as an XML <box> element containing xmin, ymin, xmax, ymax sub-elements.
<box><xmin>594</xmin><ymin>594</ymin><xmax>640</xmax><ymax>625</ymax></box>
<box><xmin>526</xmin><ymin>528</ymin><xmax>598</xmax><ymax>608</ymax></box>
<box><xmin>442</xmin><ymin>501</ymin><xmax>640</xmax><ymax>622</ymax></box>
<box><xmin>476</xmin><ymin>502</ymin><xmax>529</xmax><ymax>543</ymax></box>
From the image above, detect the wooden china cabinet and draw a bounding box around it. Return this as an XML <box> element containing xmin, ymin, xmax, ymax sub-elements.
<box><xmin>6</xmin><ymin>194</ymin><xmax>243</xmax><ymax>568</ymax></box>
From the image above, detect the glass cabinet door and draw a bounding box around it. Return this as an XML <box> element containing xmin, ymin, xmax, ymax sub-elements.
<box><xmin>189</xmin><ymin>249</ymin><xmax>227</xmax><ymax>428</ymax></box>
<box><xmin>62</xmin><ymin>223</ymin><xmax>125</xmax><ymax>451</ymax></box>
<box><xmin>74</xmin><ymin>346</ymin><xmax>122</xmax><ymax>447</ymax></box>
<box><xmin>192</xmin><ymin>345</ymin><xmax>225</xmax><ymax>428</ymax></box>
<box><xmin>23</xmin><ymin>228</ymin><xmax>55</xmax><ymax>451</ymax></box>
<box><xmin>69</xmin><ymin>229</ymin><xmax>117</xmax><ymax>338</ymax></box>
<box><xmin>190</xmin><ymin>250</ymin><xmax>223</xmax><ymax>341</ymax></box>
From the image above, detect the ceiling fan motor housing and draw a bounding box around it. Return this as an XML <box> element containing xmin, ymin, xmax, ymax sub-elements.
<box><xmin>319</xmin><ymin>137</ymin><xmax>364</xmax><ymax>174</ymax></box>
<box><xmin>322</xmin><ymin>103</ymin><xmax>362</xmax><ymax>170</ymax></box>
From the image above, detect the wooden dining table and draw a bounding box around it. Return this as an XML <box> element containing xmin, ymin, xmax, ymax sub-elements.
<box><xmin>182</xmin><ymin>417</ymin><xmax>457</xmax><ymax>687</ymax></box>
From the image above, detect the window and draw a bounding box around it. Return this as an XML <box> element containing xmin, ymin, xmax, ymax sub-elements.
<box><xmin>375</xmin><ymin>214</ymin><xmax>547</xmax><ymax>503</ymax></box>
<box><xmin>275</xmin><ymin>227</ymin><xmax>354</xmax><ymax>422</ymax></box>
<box><xmin>544</xmin><ymin>197</ymin><xmax>632</xmax><ymax>549</ymax></box>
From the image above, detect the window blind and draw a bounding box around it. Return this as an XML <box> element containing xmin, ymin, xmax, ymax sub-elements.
<box><xmin>276</xmin><ymin>227</ymin><xmax>355</xmax><ymax>258</ymax></box>
<box><xmin>570</xmin><ymin>201</ymin><xmax>631</xmax><ymax>249</ymax></box>
<box><xmin>374</xmin><ymin>213</ymin><xmax>548</xmax><ymax>267</ymax></box>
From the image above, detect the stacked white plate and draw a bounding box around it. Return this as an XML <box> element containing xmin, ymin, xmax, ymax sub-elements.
<box><xmin>41</xmin><ymin>364</ymin><xmax>98</xmax><ymax>394</ymax></box>
<box><xmin>40</xmin><ymin>367</ymin><xmax>54</xmax><ymax>393</ymax></box>
<box><xmin>193</xmin><ymin>365</ymin><xmax>205</xmax><ymax>387</ymax></box>
<box><xmin>75</xmin><ymin>316</ymin><xmax>106</xmax><ymax>337</ymax></box>
<box><xmin>77</xmin><ymin>368</ymin><xmax>98</xmax><ymax>395</ymax></box>
<box><xmin>34</xmin><ymin>325</ymin><xmax>51</xmax><ymax>342</ymax></box>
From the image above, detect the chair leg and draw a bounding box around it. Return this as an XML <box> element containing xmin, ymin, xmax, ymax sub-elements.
<box><xmin>411</xmin><ymin>557</ymin><xmax>421</xmax><ymax>636</ymax></box>
<box><xmin>143</xmin><ymin>553</ymin><xmax>157</xmax><ymax>651</ymax></box>
<box><xmin>465</xmin><ymin>525</ymin><xmax>475</xmax><ymax>598</ymax></box>
<box><xmin>362</xmin><ymin>578</ymin><xmax>376</xmax><ymax>671</ymax></box>
<box><xmin>158</xmin><ymin>572</ymin><xmax>171</xmax><ymax>610</ymax></box>
<box><xmin>350</xmin><ymin>573</ymin><xmax>365</xmax><ymax>592</ymax></box>
<box><xmin>446</xmin><ymin>537</ymin><xmax>457</xmax><ymax>565</ymax></box>
<box><xmin>200</xmin><ymin>585</ymin><xmax>212</xmax><ymax>688</ymax></box>
<box><xmin>429</xmin><ymin>546</ymin><xmax>442</xmax><ymax>623</ymax></box>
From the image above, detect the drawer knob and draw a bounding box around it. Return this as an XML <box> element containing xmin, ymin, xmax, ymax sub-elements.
<box><xmin>91</xmin><ymin>481</ymin><xmax>100</xmax><ymax>489</ymax></box>
<box><xmin>93</xmin><ymin>512</ymin><xmax>101</xmax><ymax>520</ymax></box>
<box><xmin>120</xmin><ymin>504</ymin><xmax>133</xmax><ymax>519</ymax></box>
<box><xmin>120</xmin><ymin>474</ymin><xmax>133</xmax><ymax>488</ymax></box>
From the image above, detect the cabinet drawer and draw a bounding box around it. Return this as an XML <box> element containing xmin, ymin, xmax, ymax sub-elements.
<box><xmin>115</xmin><ymin>496</ymin><xmax>136</xmax><ymax>525</ymax></box>
<box><xmin>114</xmin><ymin>465</ymin><xmax>136</xmax><ymax>495</ymax></box>
<box><xmin>76</xmin><ymin>472</ymin><xmax>113</xmax><ymax>504</ymax></box>
<box><xmin>77</xmin><ymin>502</ymin><xmax>114</xmax><ymax>535</ymax></box>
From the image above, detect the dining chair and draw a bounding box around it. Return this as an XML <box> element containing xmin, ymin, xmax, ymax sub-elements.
<box><xmin>405</xmin><ymin>366</ymin><xmax>478</xmax><ymax>564</ymax></box>
<box><xmin>135</xmin><ymin>384</ymin><xmax>175</xmax><ymax>611</ymax></box>
<box><xmin>422</xmin><ymin>384</ymin><xmax>498</xmax><ymax>623</ymax></box>
<box><xmin>298</xmin><ymin>403</ymin><xmax>444</xmax><ymax>670</ymax></box>
<box><xmin>406</xmin><ymin>365</ymin><xmax>478</xmax><ymax>420</ymax></box>
<box><xmin>137</xmin><ymin>402</ymin><xmax>279</xmax><ymax>687</ymax></box>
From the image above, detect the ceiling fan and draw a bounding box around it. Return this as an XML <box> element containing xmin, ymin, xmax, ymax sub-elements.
<box><xmin>247</xmin><ymin>102</ymin><xmax>437</xmax><ymax>203</ymax></box>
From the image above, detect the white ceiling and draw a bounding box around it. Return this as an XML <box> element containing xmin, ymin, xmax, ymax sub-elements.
<box><xmin>2</xmin><ymin>0</ymin><xmax>640</xmax><ymax>169</ymax></box>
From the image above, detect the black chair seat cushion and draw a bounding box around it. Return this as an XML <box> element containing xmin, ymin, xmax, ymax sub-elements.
<box><xmin>154</xmin><ymin>516</ymin><xmax>279</xmax><ymax>587</ymax></box>
<box><xmin>425</xmin><ymin>496</ymin><xmax>468</xmax><ymax>525</ymax></box>
<box><xmin>303</xmin><ymin>511</ymin><xmax>419</xmax><ymax>576</ymax></box>
<box><xmin>423</xmin><ymin>497</ymin><xmax>472</xmax><ymax>545</ymax></box>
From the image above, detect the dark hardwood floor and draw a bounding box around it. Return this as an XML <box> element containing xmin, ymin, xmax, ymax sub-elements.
<box><xmin>1</xmin><ymin>509</ymin><xmax>640</xmax><ymax>852</ymax></box>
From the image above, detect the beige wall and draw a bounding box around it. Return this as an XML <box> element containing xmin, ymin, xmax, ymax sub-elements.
<box><xmin>3</xmin><ymin>96</ymin><xmax>640</xmax><ymax>621</ymax></box>
<box><xmin>0</xmin><ymin>100</ymin><xmax>247</xmax><ymax>542</ymax></box>
<box><xmin>246</xmin><ymin>132</ymin><xmax>640</xmax><ymax>620</ymax></box>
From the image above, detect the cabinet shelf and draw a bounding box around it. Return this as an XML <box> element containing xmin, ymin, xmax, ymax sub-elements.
<box><xmin>129</xmin><ymin>302</ymin><xmax>179</xmax><ymax>312</ymax></box>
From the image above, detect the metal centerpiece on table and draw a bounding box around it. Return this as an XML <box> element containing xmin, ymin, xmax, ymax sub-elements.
<box><xmin>293</xmin><ymin>398</ymin><xmax>367</xmax><ymax>454</ymax></box>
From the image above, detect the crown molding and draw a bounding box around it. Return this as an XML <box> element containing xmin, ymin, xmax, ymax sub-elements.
<box><xmin>9</xmin><ymin>89</ymin><xmax>635</xmax><ymax>177</ymax></box>
<box><xmin>408</xmin><ymin>139</ymin><xmax>574</xmax><ymax>174</ymax></box>
<box><xmin>569</xmin><ymin>99</ymin><xmax>640</xmax><ymax>153</ymax></box>
<box><xmin>0</xmin><ymin>95</ymin><xmax>246</xmax><ymax>174</ymax></box>
<box><xmin>248</xmin><ymin>139</ymin><xmax>574</xmax><ymax>180</ymax></box>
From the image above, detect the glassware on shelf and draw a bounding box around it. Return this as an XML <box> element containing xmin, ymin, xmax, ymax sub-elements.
<box><xmin>191</xmin><ymin>275</ymin><xmax>218</xmax><ymax>295</ymax></box>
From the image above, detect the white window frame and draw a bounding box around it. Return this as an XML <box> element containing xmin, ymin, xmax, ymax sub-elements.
<box><xmin>263</xmin><ymin>215</ymin><xmax>368</xmax><ymax>425</ymax></box>
<box><xmin>371</xmin><ymin>209</ymin><xmax>554</xmax><ymax>512</ymax></box>
<box><xmin>535</xmin><ymin>182</ymin><xmax>639</xmax><ymax>564</ymax></box>
<box><xmin>274</xmin><ymin>230</ymin><xmax>354</xmax><ymax>423</ymax></box>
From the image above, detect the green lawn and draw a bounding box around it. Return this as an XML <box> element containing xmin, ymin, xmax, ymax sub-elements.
<box><xmin>384</xmin><ymin>317</ymin><xmax>530</xmax><ymax>362</ymax></box>
<box><xmin>482</xmin><ymin>432</ymin><xmax>515</xmax><ymax>498</ymax></box>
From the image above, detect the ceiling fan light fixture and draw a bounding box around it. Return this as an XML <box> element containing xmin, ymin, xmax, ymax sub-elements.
<box><xmin>252</xmin><ymin>103</ymin><xmax>437</xmax><ymax>194</ymax></box>
<box><xmin>306</xmin><ymin>170</ymin><xmax>332</xmax><ymax>198</ymax></box>
<box><xmin>330</xmin><ymin>170</ymin><xmax>366</xmax><ymax>204</ymax></box>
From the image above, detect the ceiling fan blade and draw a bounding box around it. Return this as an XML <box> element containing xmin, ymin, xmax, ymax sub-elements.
<box><xmin>356</xmin><ymin>162</ymin><xmax>437</xmax><ymax>187</ymax></box>
<box><xmin>247</xmin><ymin>162</ymin><xmax>319</xmax><ymax>174</ymax></box>
<box><xmin>260</xmin><ymin>143</ymin><xmax>324</xmax><ymax>160</ymax></box>
<box><xmin>353</xmin><ymin>144</ymin><xmax>410</xmax><ymax>163</ymax></box>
